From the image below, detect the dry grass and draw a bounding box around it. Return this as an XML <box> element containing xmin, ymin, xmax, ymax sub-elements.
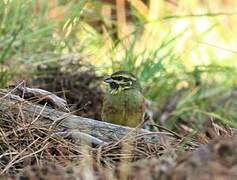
<box><xmin>0</xmin><ymin>90</ymin><xmax>236</xmax><ymax>180</ymax></box>
<box><xmin>0</xmin><ymin>91</ymin><xmax>173</xmax><ymax>177</ymax></box>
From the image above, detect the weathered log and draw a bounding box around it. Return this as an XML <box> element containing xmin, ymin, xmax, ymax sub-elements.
<box><xmin>0</xmin><ymin>89</ymin><xmax>165</xmax><ymax>144</ymax></box>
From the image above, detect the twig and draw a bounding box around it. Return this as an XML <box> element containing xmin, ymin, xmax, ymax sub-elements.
<box><xmin>55</xmin><ymin>130</ymin><xmax>107</xmax><ymax>147</ymax></box>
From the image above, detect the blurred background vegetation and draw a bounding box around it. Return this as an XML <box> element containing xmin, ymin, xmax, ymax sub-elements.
<box><xmin>0</xmin><ymin>0</ymin><xmax>236</xmax><ymax>129</ymax></box>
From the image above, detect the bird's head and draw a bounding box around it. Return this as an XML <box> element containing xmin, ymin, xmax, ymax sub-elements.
<box><xmin>104</xmin><ymin>71</ymin><xmax>141</xmax><ymax>94</ymax></box>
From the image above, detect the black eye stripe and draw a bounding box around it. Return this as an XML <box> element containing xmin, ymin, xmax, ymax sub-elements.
<box><xmin>112</xmin><ymin>76</ymin><xmax>133</xmax><ymax>81</ymax></box>
<box><xmin>112</xmin><ymin>76</ymin><xmax>123</xmax><ymax>81</ymax></box>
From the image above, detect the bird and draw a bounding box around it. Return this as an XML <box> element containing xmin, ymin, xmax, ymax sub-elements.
<box><xmin>102</xmin><ymin>70</ymin><xmax>145</xmax><ymax>127</ymax></box>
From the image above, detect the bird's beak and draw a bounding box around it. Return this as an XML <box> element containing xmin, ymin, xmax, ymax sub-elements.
<box><xmin>104</xmin><ymin>76</ymin><xmax>114</xmax><ymax>83</ymax></box>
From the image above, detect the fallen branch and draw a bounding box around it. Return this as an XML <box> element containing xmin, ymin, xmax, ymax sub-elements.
<box><xmin>10</xmin><ymin>84</ymin><xmax>69</xmax><ymax>112</ymax></box>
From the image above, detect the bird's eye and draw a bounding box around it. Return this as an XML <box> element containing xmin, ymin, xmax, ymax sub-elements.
<box><xmin>113</xmin><ymin>76</ymin><xmax>123</xmax><ymax>81</ymax></box>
